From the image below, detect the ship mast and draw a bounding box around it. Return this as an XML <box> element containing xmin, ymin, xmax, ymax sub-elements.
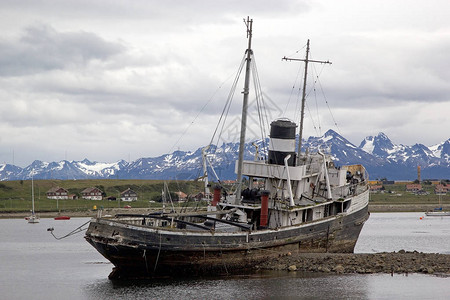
<box><xmin>282</xmin><ymin>40</ymin><xmax>331</xmax><ymax>164</ymax></box>
<box><xmin>235</xmin><ymin>16</ymin><xmax>253</xmax><ymax>202</ymax></box>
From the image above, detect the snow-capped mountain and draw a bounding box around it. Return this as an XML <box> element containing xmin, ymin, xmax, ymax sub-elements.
<box><xmin>359</xmin><ymin>132</ymin><xmax>396</xmax><ymax>157</ymax></box>
<box><xmin>9</xmin><ymin>159</ymin><xmax>128</xmax><ymax>180</ymax></box>
<box><xmin>358</xmin><ymin>132</ymin><xmax>449</xmax><ymax>179</ymax></box>
<box><xmin>1</xmin><ymin>131</ymin><xmax>449</xmax><ymax>181</ymax></box>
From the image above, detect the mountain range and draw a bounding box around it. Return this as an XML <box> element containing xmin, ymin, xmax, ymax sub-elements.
<box><xmin>1</xmin><ymin>130</ymin><xmax>449</xmax><ymax>181</ymax></box>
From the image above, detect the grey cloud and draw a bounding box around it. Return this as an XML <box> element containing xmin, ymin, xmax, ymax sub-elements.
<box><xmin>0</xmin><ymin>24</ymin><xmax>125</xmax><ymax>76</ymax></box>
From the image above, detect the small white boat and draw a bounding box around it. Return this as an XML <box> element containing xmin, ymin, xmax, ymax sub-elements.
<box><xmin>27</xmin><ymin>174</ymin><xmax>40</xmax><ymax>224</ymax></box>
<box><xmin>425</xmin><ymin>210</ymin><xmax>450</xmax><ymax>217</ymax></box>
<box><xmin>425</xmin><ymin>195</ymin><xmax>449</xmax><ymax>216</ymax></box>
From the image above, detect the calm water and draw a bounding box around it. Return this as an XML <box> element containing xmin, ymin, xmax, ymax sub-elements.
<box><xmin>1</xmin><ymin>213</ymin><xmax>449</xmax><ymax>300</ymax></box>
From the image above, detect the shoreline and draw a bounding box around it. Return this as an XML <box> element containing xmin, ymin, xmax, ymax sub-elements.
<box><xmin>0</xmin><ymin>207</ymin><xmax>152</xmax><ymax>219</ymax></box>
<box><xmin>1</xmin><ymin>204</ymin><xmax>448</xmax><ymax>219</ymax></box>
<box><xmin>368</xmin><ymin>204</ymin><xmax>450</xmax><ymax>212</ymax></box>
<box><xmin>255</xmin><ymin>251</ymin><xmax>450</xmax><ymax>275</ymax></box>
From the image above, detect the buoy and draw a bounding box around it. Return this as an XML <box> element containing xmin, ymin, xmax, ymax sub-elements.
<box><xmin>420</xmin><ymin>217</ymin><xmax>423</xmax><ymax>220</ymax></box>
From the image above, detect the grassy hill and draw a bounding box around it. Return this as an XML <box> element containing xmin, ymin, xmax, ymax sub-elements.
<box><xmin>0</xmin><ymin>179</ymin><xmax>205</xmax><ymax>212</ymax></box>
<box><xmin>1</xmin><ymin>179</ymin><xmax>448</xmax><ymax>213</ymax></box>
<box><xmin>369</xmin><ymin>183</ymin><xmax>449</xmax><ymax>205</ymax></box>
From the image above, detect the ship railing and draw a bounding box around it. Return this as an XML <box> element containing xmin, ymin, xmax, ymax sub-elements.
<box><xmin>331</xmin><ymin>181</ymin><xmax>369</xmax><ymax>199</ymax></box>
<box><xmin>114</xmin><ymin>212</ymin><xmax>252</xmax><ymax>232</ymax></box>
<box><xmin>304</xmin><ymin>162</ymin><xmax>321</xmax><ymax>175</ymax></box>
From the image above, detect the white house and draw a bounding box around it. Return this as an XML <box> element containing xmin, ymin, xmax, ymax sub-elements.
<box><xmin>81</xmin><ymin>187</ymin><xmax>103</xmax><ymax>200</ymax></box>
<box><xmin>120</xmin><ymin>188</ymin><xmax>138</xmax><ymax>202</ymax></box>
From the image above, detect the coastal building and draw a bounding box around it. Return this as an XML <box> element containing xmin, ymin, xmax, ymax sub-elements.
<box><xmin>405</xmin><ymin>184</ymin><xmax>422</xmax><ymax>192</ymax></box>
<box><xmin>46</xmin><ymin>187</ymin><xmax>69</xmax><ymax>200</ymax></box>
<box><xmin>120</xmin><ymin>188</ymin><xmax>138</xmax><ymax>202</ymax></box>
<box><xmin>435</xmin><ymin>184</ymin><xmax>448</xmax><ymax>195</ymax></box>
<box><xmin>81</xmin><ymin>187</ymin><xmax>103</xmax><ymax>200</ymax></box>
<box><xmin>193</xmin><ymin>192</ymin><xmax>206</xmax><ymax>200</ymax></box>
<box><xmin>175</xmin><ymin>191</ymin><xmax>187</xmax><ymax>202</ymax></box>
<box><xmin>368</xmin><ymin>180</ymin><xmax>381</xmax><ymax>185</ymax></box>
<box><xmin>222</xmin><ymin>180</ymin><xmax>237</xmax><ymax>185</ymax></box>
<box><xmin>370</xmin><ymin>185</ymin><xmax>383</xmax><ymax>192</ymax></box>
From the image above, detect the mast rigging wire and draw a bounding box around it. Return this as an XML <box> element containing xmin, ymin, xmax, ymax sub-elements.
<box><xmin>209</xmin><ymin>54</ymin><xmax>247</xmax><ymax>151</ymax></box>
<box><xmin>250</xmin><ymin>55</ymin><xmax>269</xmax><ymax>159</ymax></box>
<box><xmin>168</xmin><ymin>67</ymin><xmax>240</xmax><ymax>156</ymax></box>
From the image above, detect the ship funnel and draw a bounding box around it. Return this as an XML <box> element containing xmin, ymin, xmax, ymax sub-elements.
<box><xmin>268</xmin><ymin>119</ymin><xmax>297</xmax><ymax>166</ymax></box>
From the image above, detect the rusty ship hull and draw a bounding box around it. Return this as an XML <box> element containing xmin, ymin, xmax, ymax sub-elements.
<box><xmin>85</xmin><ymin>194</ymin><xmax>369</xmax><ymax>279</ymax></box>
<box><xmin>85</xmin><ymin>18</ymin><xmax>371</xmax><ymax>280</ymax></box>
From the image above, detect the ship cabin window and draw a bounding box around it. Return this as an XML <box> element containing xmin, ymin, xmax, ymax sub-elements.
<box><xmin>334</xmin><ymin>202</ymin><xmax>343</xmax><ymax>214</ymax></box>
<box><xmin>302</xmin><ymin>209</ymin><xmax>313</xmax><ymax>222</ymax></box>
<box><xmin>332</xmin><ymin>200</ymin><xmax>351</xmax><ymax>214</ymax></box>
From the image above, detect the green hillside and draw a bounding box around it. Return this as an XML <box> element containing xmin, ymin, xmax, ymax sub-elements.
<box><xmin>0</xmin><ymin>179</ymin><xmax>205</xmax><ymax>212</ymax></box>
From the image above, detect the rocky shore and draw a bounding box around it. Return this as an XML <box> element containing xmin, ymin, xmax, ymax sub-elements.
<box><xmin>255</xmin><ymin>251</ymin><xmax>450</xmax><ymax>276</ymax></box>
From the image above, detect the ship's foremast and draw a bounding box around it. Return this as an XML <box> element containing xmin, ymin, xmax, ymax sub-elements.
<box><xmin>236</xmin><ymin>16</ymin><xmax>253</xmax><ymax>203</ymax></box>
<box><xmin>282</xmin><ymin>40</ymin><xmax>331</xmax><ymax>165</ymax></box>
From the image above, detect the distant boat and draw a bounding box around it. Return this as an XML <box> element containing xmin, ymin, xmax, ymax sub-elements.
<box><xmin>28</xmin><ymin>175</ymin><xmax>40</xmax><ymax>224</ymax></box>
<box><xmin>425</xmin><ymin>210</ymin><xmax>450</xmax><ymax>216</ymax></box>
<box><xmin>54</xmin><ymin>216</ymin><xmax>71</xmax><ymax>220</ymax></box>
<box><xmin>425</xmin><ymin>194</ymin><xmax>450</xmax><ymax>216</ymax></box>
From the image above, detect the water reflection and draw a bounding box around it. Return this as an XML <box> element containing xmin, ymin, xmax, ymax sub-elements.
<box><xmin>84</xmin><ymin>271</ymin><xmax>450</xmax><ymax>300</ymax></box>
<box><xmin>2</xmin><ymin>213</ymin><xmax>450</xmax><ymax>300</ymax></box>
<box><xmin>83</xmin><ymin>271</ymin><xmax>370</xmax><ymax>300</ymax></box>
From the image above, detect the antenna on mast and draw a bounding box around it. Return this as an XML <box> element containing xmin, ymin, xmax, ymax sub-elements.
<box><xmin>244</xmin><ymin>16</ymin><xmax>252</xmax><ymax>38</ymax></box>
<box><xmin>282</xmin><ymin>40</ymin><xmax>332</xmax><ymax>164</ymax></box>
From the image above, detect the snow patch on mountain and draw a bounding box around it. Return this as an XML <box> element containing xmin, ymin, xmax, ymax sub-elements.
<box><xmin>1</xmin><ymin>134</ymin><xmax>449</xmax><ymax>181</ymax></box>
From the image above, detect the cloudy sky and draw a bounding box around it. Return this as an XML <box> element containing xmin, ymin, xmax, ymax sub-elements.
<box><xmin>1</xmin><ymin>0</ymin><xmax>449</xmax><ymax>167</ymax></box>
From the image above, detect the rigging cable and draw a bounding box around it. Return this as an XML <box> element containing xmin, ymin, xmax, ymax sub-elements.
<box><xmin>283</xmin><ymin>59</ymin><xmax>304</xmax><ymax>121</ymax></box>
<box><xmin>167</xmin><ymin>64</ymin><xmax>241</xmax><ymax>156</ymax></box>
<box><xmin>315</xmin><ymin>68</ymin><xmax>342</xmax><ymax>136</ymax></box>
<box><xmin>283</xmin><ymin>42</ymin><xmax>308</xmax><ymax>121</ymax></box>
<box><xmin>47</xmin><ymin>220</ymin><xmax>91</xmax><ymax>240</ymax></box>
<box><xmin>187</xmin><ymin>53</ymin><xmax>247</xmax><ymax>182</ymax></box>
<box><xmin>209</xmin><ymin>54</ymin><xmax>247</xmax><ymax>152</ymax></box>
<box><xmin>192</xmin><ymin>53</ymin><xmax>246</xmax><ymax>183</ymax></box>
<box><xmin>251</xmin><ymin>55</ymin><xmax>269</xmax><ymax>159</ymax></box>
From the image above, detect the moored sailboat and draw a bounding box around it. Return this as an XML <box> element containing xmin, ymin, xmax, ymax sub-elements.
<box><xmin>85</xmin><ymin>17</ymin><xmax>370</xmax><ymax>279</ymax></box>
<box><xmin>27</xmin><ymin>175</ymin><xmax>40</xmax><ymax>224</ymax></box>
<box><xmin>425</xmin><ymin>194</ymin><xmax>450</xmax><ymax>216</ymax></box>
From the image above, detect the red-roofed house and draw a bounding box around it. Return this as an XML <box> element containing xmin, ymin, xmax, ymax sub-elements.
<box><xmin>46</xmin><ymin>187</ymin><xmax>69</xmax><ymax>199</ymax></box>
<box><xmin>81</xmin><ymin>187</ymin><xmax>103</xmax><ymax>200</ymax></box>
<box><xmin>406</xmin><ymin>184</ymin><xmax>422</xmax><ymax>192</ymax></box>
<box><xmin>370</xmin><ymin>185</ymin><xmax>383</xmax><ymax>192</ymax></box>
<box><xmin>120</xmin><ymin>188</ymin><xmax>138</xmax><ymax>202</ymax></box>
<box><xmin>435</xmin><ymin>184</ymin><xmax>448</xmax><ymax>195</ymax></box>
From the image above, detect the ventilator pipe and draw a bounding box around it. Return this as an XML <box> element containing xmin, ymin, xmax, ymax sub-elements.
<box><xmin>284</xmin><ymin>154</ymin><xmax>295</xmax><ymax>207</ymax></box>
<box><xmin>260</xmin><ymin>190</ymin><xmax>270</xmax><ymax>228</ymax></box>
<box><xmin>318</xmin><ymin>150</ymin><xmax>332</xmax><ymax>200</ymax></box>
